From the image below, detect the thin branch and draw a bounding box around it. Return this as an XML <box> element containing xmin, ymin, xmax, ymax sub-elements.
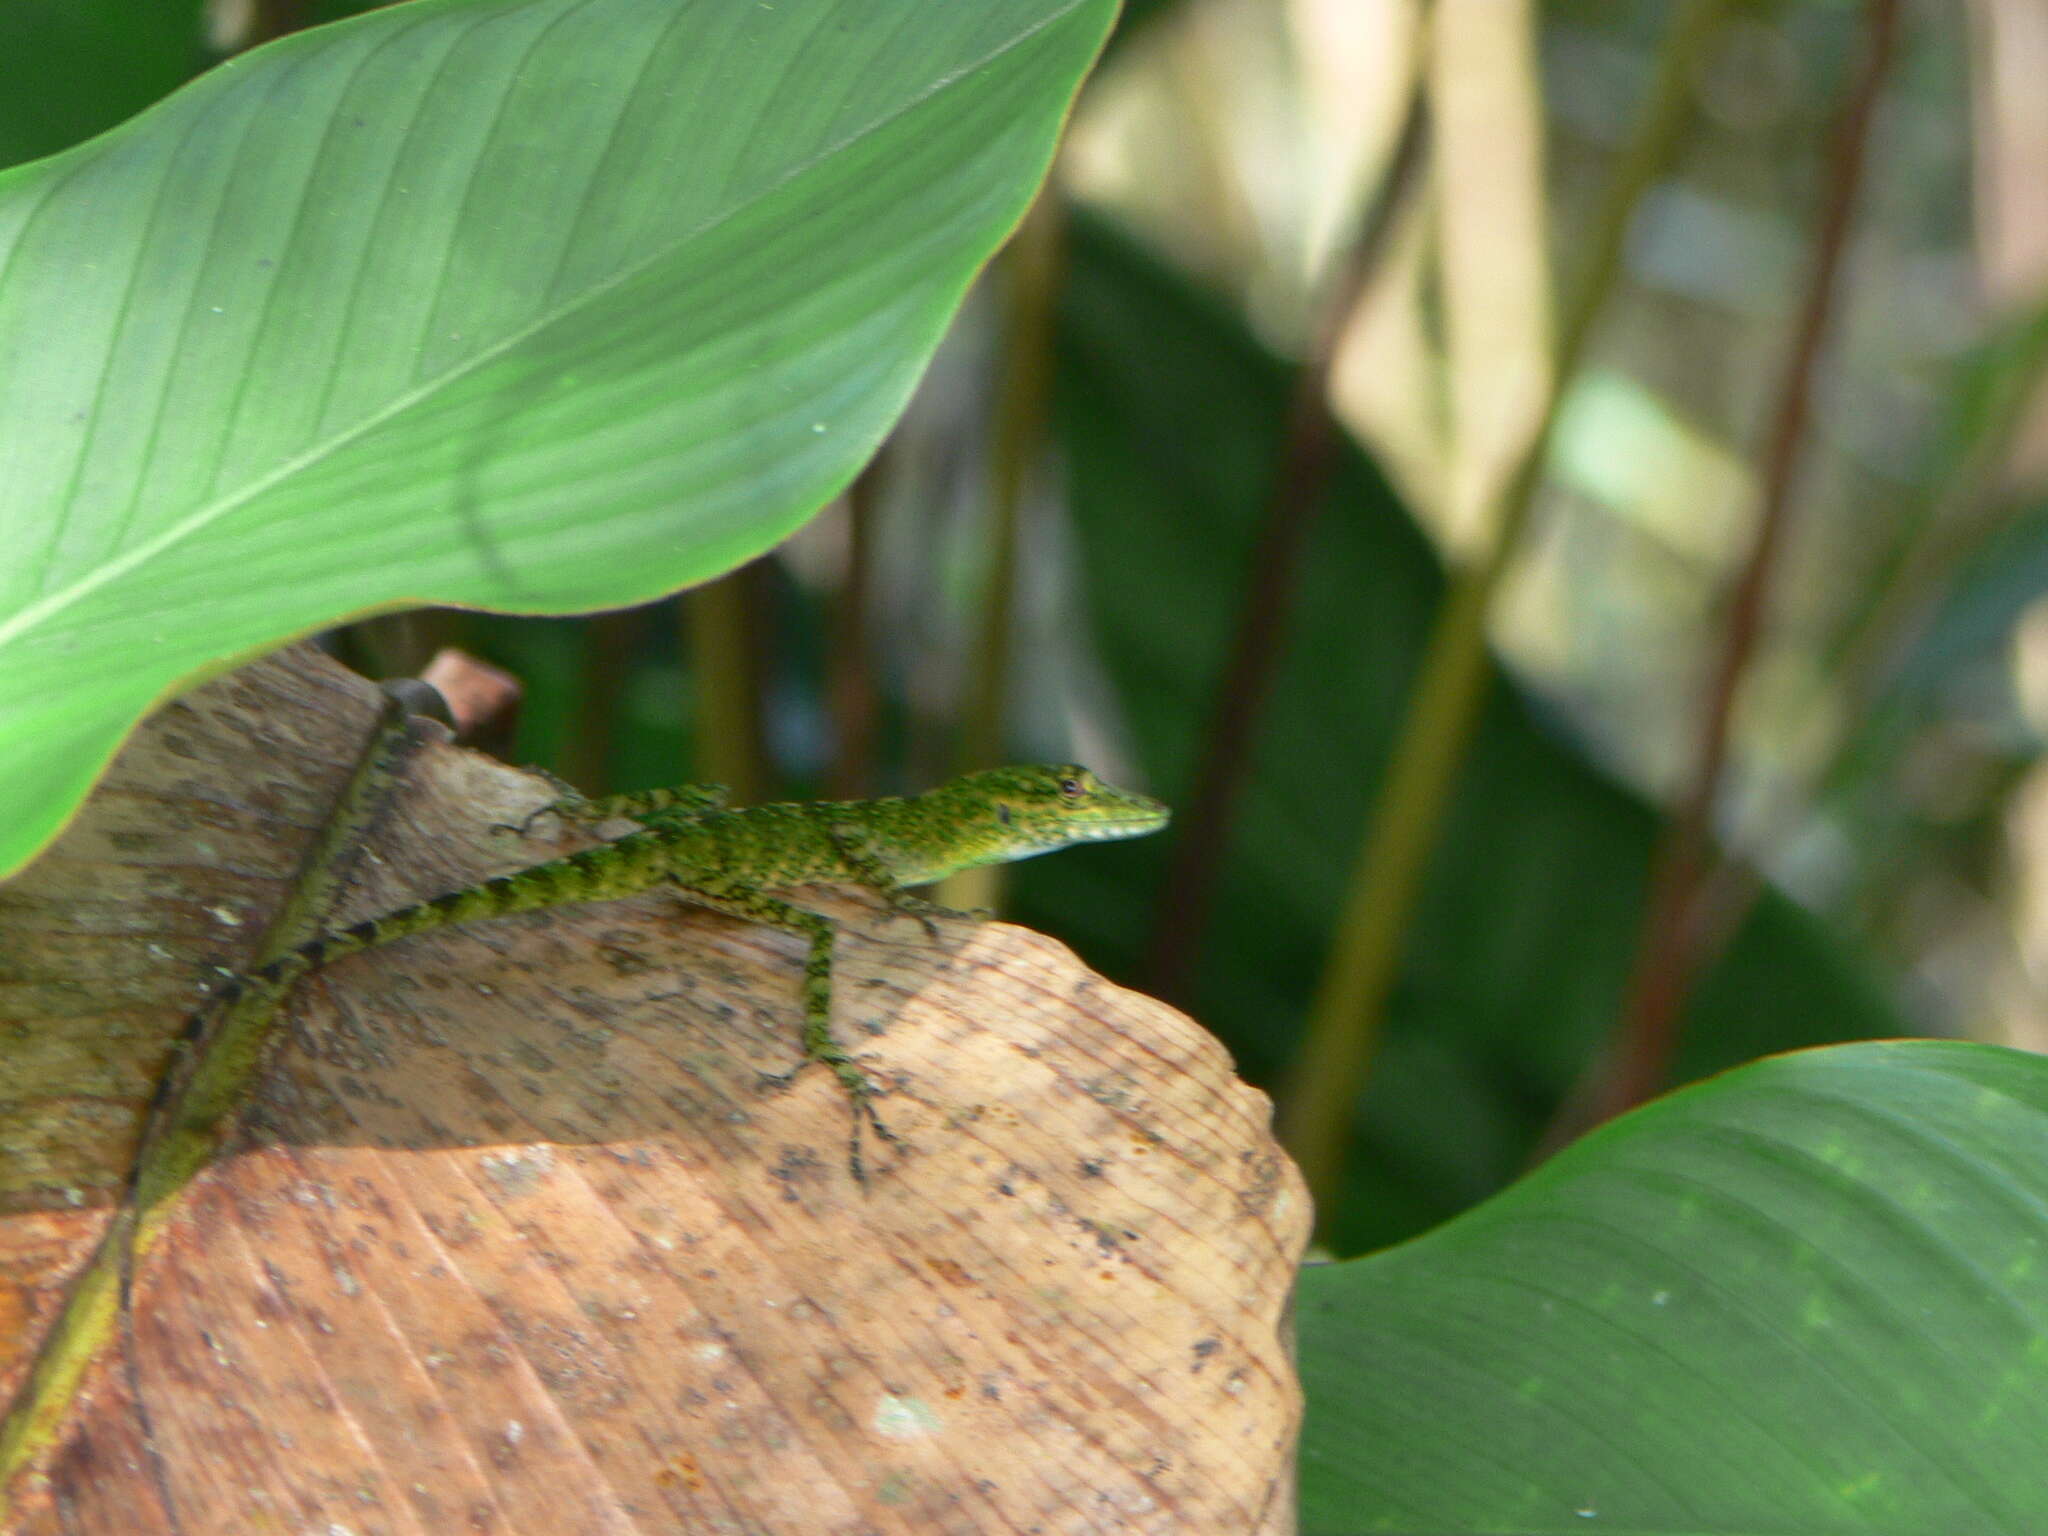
<box><xmin>1558</xmin><ymin>0</ymin><xmax>1902</xmax><ymax>1145</ymax></box>
<box><xmin>1277</xmin><ymin>0</ymin><xmax>1734</xmax><ymax>1221</ymax></box>
<box><xmin>686</xmin><ymin>564</ymin><xmax>769</xmax><ymax>804</ymax></box>
<box><xmin>1140</xmin><ymin>69</ymin><xmax>1432</xmax><ymax>1005</ymax></box>
<box><xmin>941</xmin><ymin>193</ymin><xmax>1063</xmax><ymax>912</ymax></box>
<box><xmin>1672</xmin><ymin>302</ymin><xmax>2048</xmax><ymax>996</ymax></box>
<box><xmin>826</xmin><ymin>457</ymin><xmax>885</xmax><ymax>800</ymax></box>
<box><xmin>955</xmin><ymin>194</ymin><xmax>1063</xmax><ymax>778</ymax></box>
<box><xmin>564</xmin><ymin>607</ymin><xmax>643</xmax><ymax>797</ymax></box>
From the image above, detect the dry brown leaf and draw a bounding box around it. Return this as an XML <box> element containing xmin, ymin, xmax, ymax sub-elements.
<box><xmin>1</xmin><ymin>647</ymin><xmax>1307</xmax><ymax>1534</ymax></box>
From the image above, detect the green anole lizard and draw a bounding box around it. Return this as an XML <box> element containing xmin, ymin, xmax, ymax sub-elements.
<box><xmin>173</xmin><ymin>763</ymin><xmax>1169</xmax><ymax>1182</ymax></box>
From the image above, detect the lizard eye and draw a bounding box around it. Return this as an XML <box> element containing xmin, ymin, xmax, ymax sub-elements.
<box><xmin>1059</xmin><ymin>777</ymin><xmax>1084</xmax><ymax>798</ymax></box>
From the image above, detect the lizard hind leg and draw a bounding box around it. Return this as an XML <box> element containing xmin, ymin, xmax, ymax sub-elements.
<box><xmin>667</xmin><ymin>877</ymin><xmax>899</xmax><ymax>1183</ymax></box>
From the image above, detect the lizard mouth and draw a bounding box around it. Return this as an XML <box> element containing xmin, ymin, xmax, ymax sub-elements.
<box><xmin>1069</xmin><ymin>811</ymin><xmax>1169</xmax><ymax>840</ymax></box>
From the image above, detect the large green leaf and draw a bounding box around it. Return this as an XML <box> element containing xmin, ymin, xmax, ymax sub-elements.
<box><xmin>1296</xmin><ymin>1040</ymin><xmax>2048</xmax><ymax>1534</ymax></box>
<box><xmin>1017</xmin><ymin>215</ymin><xmax>1905</xmax><ymax>1252</ymax></box>
<box><xmin>0</xmin><ymin>0</ymin><xmax>1115</xmax><ymax>881</ymax></box>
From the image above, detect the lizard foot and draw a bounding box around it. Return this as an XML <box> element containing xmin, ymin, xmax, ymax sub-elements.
<box><xmin>488</xmin><ymin>766</ymin><xmax>590</xmax><ymax>835</ymax></box>
<box><xmin>490</xmin><ymin>795</ymin><xmax>589</xmax><ymax>838</ymax></box>
<box><xmin>883</xmin><ymin>893</ymin><xmax>988</xmax><ymax>941</ymax></box>
<box><xmin>758</xmin><ymin>1057</ymin><xmax>904</xmax><ymax>1186</ymax></box>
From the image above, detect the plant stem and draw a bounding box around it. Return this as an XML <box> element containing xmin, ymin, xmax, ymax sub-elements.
<box><xmin>943</xmin><ymin>193</ymin><xmax>1063</xmax><ymax>911</ymax></box>
<box><xmin>1278</xmin><ymin>0</ymin><xmax>1732</xmax><ymax>1221</ymax></box>
<box><xmin>686</xmin><ymin>566</ymin><xmax>767</xmax><ymax>804</ymax></box>
<box><xmin>827</xmin><ymin>459</ymin><xmax>884</xmax><ymax>800</ymax></box>
<box><xmin>1140</xmin><ymin>72</ymin><xmax>1431</xmax><ymax>1007</ymax></box>
<box><xmin>1671</xmin><ymin>302</ymin><xmax>2048</xmax><ymax>1002</ymax></box>
<box><xmin>1560</xmin><ymin>0</ymin><xmax>1902</xmax><ymax>1145</ymax></box>
<box><xmin>563</xmin><ymin>608</ymin><xmax>642</xmax><ymax>797</ymax></box>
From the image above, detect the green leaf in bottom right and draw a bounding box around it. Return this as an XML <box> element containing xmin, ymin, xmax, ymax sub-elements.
<box><xmin>1297</xmin><ymin>1040</ymin><xmax>2048</xmax><ymax>1535</ymax></box>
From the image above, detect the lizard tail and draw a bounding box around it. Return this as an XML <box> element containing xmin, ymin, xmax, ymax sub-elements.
<box><xmin>247</xmin><ymin>857</ymin><xmax>604</xmax><ymax>991</ymax></box>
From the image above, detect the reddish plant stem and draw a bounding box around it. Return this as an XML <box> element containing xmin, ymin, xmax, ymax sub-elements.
<box><xmin>1140</xmin><ymin>90</ymin><xmax>1430</xmax><ymax>1004</ymax></box>
<box><xmin>1563</xmin><ymin>0</ymin><xmax>1902</xmax><ymax>1142</ymax></box>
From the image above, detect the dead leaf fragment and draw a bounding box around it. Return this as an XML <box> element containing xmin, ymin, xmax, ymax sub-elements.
<box><xmin>1</xmin><ymin>647</ymin><xmax>1307</xmax><ymax>1533</ymax></box>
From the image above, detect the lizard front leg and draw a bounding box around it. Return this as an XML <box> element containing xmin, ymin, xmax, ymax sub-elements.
<box><xmin>506</xmin><ymin>779</ymin><xmax>730</xmax><ymax>836</ymax></box>
<box><xmin>826</xmin><ymin>822</ymin><xmax>953</xmax><ymax>939</ymax></box>
<box><xmin>666</xmin><ymin>875</ymin><xmax>898</xmax><ymax>1182</ymax></box>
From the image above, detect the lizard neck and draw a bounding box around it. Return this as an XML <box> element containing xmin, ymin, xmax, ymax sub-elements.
<box><xmin>854</xmin><ymin>792</ymin><xmax>1032</xmax><ymax>886</ymax></box>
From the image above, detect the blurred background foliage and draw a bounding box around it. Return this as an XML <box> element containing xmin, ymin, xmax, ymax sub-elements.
<box><xmin>11</xmin><ymin>0</ymin><xmax>2046</xmax><ymax>1255</ymax></box>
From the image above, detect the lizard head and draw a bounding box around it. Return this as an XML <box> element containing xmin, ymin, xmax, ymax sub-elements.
<box><xmin>917</xmin><ymin>764</ymin><xmax>1170</xmax><ymax>873</ymax></box>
